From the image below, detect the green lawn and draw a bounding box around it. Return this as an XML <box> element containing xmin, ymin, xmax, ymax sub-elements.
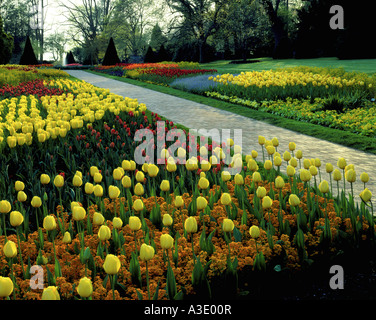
<box><xmin>201</xmin><ymin>57</ymin><xmax>376</xmax><ymax>75</ymax></box>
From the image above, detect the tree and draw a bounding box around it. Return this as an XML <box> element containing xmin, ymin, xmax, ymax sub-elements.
<box><xmin>45</xmin><ymin>31</ymin><xmax>67</xmax><ymax>63</ymax></box>
<box><xmin>258</xmin><ymin>0</ymin><xmax>292</xmax><ymax>58</ymax></box>
<box><xmin>149</xmin><ymin>23</ymin><xmax>167</xmax><ymax>51</ymax></box>
<box><xmin>66</xmin><ymin>51</ymin><xmax>76</xmax><ymax>64</ymax></box>
<box><xmin>19</xmin><ymin>35</ymin><xmax>38</xmax><ymax>65</ymax></box>
<box><xmin>166</xmin><ymin>0</ymin><xmax>226</xmax><ymax>63</ymax></box>
<box><xmin>0</xmin><ymin>15</ymin><xmax>13</xmax><ymax>64</ymax></box>
<box><xmin>29</xmin><ymin>0</ymin><xmax>48</xmax><ymax>62</ymax></box>
<box><xmin>102</xmin><ymin>37</ymin><xmax>120</xmax><ymax>65</ymax></box>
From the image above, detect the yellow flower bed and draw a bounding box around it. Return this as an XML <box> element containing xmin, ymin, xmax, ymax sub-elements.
<box><xmin>0</xmin><ymin>79</ymin><xmax>147</xmax><ymax>147</ymax></box>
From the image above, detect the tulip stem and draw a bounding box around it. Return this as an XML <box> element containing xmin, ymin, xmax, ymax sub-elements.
<box><xmin>16</xmin><ymin>227</ymin><xmax>26</xmax><ymax>278</ymax></box>
<box><xmin>134</xmin><ymin>230</ymin><xmax>138</xmax><ymax>255</ymax></box>
<box><xmin>145</xmin><ymin>261</ymin><xmax>151</xmax><ymax>300</ymax></box>
<box><xmin>110</xmin><ymin>274</ymin><xmax>116</xmax><ymax>300</ymax></box>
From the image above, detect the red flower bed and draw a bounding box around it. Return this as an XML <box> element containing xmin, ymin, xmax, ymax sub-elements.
<box><xmin>140</xmin><ymin>67</ymin><xmax>217</xmax><ymax>78</ymax></box>
<box><xmin>0</xmin><ymin>79</ymin><xmax>66</xmax><ymax>99</ymax></box>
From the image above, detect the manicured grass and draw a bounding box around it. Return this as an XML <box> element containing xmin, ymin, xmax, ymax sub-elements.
<box><xmin>201</xmin><ymin>57</ymin><xmax>376</xmax><ymax>75</ymax></box>
<box><xmin>86</xmin><ymin>70</ymin><xmax>376</xmax><ymax>155</ymax></box>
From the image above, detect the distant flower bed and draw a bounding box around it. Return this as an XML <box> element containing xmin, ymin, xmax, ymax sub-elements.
<box><xmin>93</xmin><ymin>62</ymin><xmax>217</xmax><ymax>86</ymax></box>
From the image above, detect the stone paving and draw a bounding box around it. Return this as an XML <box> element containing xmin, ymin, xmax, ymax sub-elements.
<box><xmin>67</xmin><ymin>70</ymin><xmax>376</xmax><ymax>202</ymax></box>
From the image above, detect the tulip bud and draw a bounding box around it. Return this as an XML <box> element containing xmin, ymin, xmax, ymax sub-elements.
<box><xmin>134</xmin><ymin>183</ymin><xmax>144</xmax><ymax>196</ymax></box>
<box><xmin>196</xmin><ymin>196</ymin><xmax>208</xmax><ymax>211</ymax></box>
<box><xmin>84</xmin><ymin>182</ymin><xmax>94</xmax><ymax>194</ymax></box>
<box><xmin>121</xmin><ymin>176</ymin><xmax>132</xmax><ymax>188</ymax></box>
<box><xmin>135</xmin><ymin>171</ymin><xmax>145</xmax><ymax>183</ymax></box>
<box><xmin>220</xmin><ymin>193</ymin><xmax>232</xmax><ymax>206</ymax></box>
<box><xmin>345</xmin><ymin>169</ymin><xmax>356</xmax><ymax>183</ymax></box>
<box><xmin>247</xmin><ymin>159</ymin><xmax>258</xmax><ymax>172</ymax></box>
<box><xmin>17</xmin><ymin>191</ymin><xmax>27</xmax><ymax>202</ymax></box>
<box><xmin>90</xmin><ymin>166</ymin><xmax>99</xmax><ymax>177</ymax></box>
<box><xmin>41</xmin><ymin>286</ymin><xmax>61</xmax><ymax>300</ymax></box>
<box><xmin>337</xmin><ymin>157</ymin><xmax>347</xmax><ymax>170</ymax></box>
<box><xmin>266</xmin><ymin>145</ymin><xmax>275</xmax><ymax>155</ymax></box>
<box><xmin>286</xmin><ymin>165</ymin><xmax>295</xmax><ymax>177</ymax></box>
<box><xmin>283</xmin><ymin>151</ymin><xmax>292</xmax><ymax>162</ymax></box>
<box><xmin>77</xmin><ymin>277</ymin><xmax>93</xmax><ymax>298</ymax></box>
<box><xmin>129</xmin><ymin>216</ymin><xmax>142</xmax><ymax>231</ymax></box>
<box><xmin>274</xmin><ymin>176</ymin><xmax>285</xmax><ymax>189</ymax></box>
<box><xmin>262</xmin><ymin>196</ymin><xmax>273</xmax><ymax>209</ymax></box>
<box><xmin>222</xmin><ymin>218</ymin><xmax>234</xmax><ymax>232</ymax></box>
<box><xmin>0</xmin><ymin>277</ymin><xmax>14</xmax><ymax>297</ymax></box>
<box><xmin>148</xmin><ymin>164</ymin><xmax>159</xmax><ymax>178</ymax></box>
<box><xmin>0</xmin><ymin>200</ymin><xmax>11</xmax><ymax>214</ymax></box>
<box><xmin>258</xmin><ymin>136</ymin><xmax>266</xmax><ymax>146</ymax></box>
<box><xmin>103</xmin><ymin>254</ymin><xmax>121</xmax><ymax>275</ymax></box>
<box><xmin>160</xmin><ymin>180</ymin><xmax>170</xmax><ymax>192</ymax></box>
<box><xmin>295</xmin><ymin>150</ymin><xmax>303</xmax><ymax>159</ymax></box>
<box><xmin>62</xmin><ymin>231</ymin><xmax>72</xmax><ymax>244</ymax></box>
<box><xmin>288</xmin><ymin>194</ymin><xmax>300</xmax><ymax>207</ymax></box>
<box><xmin>288</xmin><ymin>142</ymin><xmax>296</xmax><ymax>151</ymax></box>
<box><xmin>326</xmin><ymin>163</ymin><xmax>333</xmax><ymax>173</ymax></box>
<box><xmin>299</xmin><ymin>169</ymin><xmax>311</xmax><ymax>182</ymax></box>
<box><xmin>221</xmin><ymin>170</ymin><xmax>231</xmax><ymax>182</ymax></box>
<box><xmin>3</xmin><ymin>240</ymin><xmax>17</xmax><ymax>258</ymax></box>
<box><xmin>31</xmin><ymin>196</ymin><xmax>42</xmax><ymax>208</ymax></box>
<box><xmin>249</xmin><ymin>225</ymin><xmax>260</xmax><ymax>239</ymax></box>
<box><xmin>174</xmin><ymin>196</ymin><xmax>184</xmax><ymax>208</ymax></box>
<box><xmin>252</xmin><ymin>171</ymin><xmax>262</xmax><ymax>183</ymax></box>
<box><xmin>333</xmin><ymin>169</ymin><xmax>342</xmax><ymax>181</ymax></box>
<box><xmin>43</xmin><ymin>215</ymin><xmax>57</xmax><ymax>231</ymax></box>
<box><xmin>140</xmin><ymin>243</ymin><xmax>155</xmax><ymax>261</ymax></box>
<box><xmin>98</xmin><ymin>225</ymin><xmax>111</xmax><ymax>241</ymax></box>
<box><xmin>256</xmin><ymin>186</ymin><xmax>267</xmax><ymax>199</ymax></box>
<box><xmin>234</xmin><ymin>173</ymin><xmax>244</xmax><ymax>185</ymax></box>
<box><xmin>10</xmin><ymin>211</ymin><xmax>24</xmax><ymax>227</ymax></box>
<box><xmin>319</xmin><ymin>180</ymin><xmax>329</xmax><ymax>193</ymax></box>
<box><xmin>113</xmin><ymin>168</ymin><xmax>123</xmax><ymax>181</ymax></box>
<box><xmin>274</xmin><ymin>156</ymin><xmax>282</xmax><ymax>167</ymax></box>
<box><xmin>309</xmin><ymin>165</ymin><xmax>318</xmax><ymax>176</ymax></box>
<box><xmin>113</xmin><ymin>217</ymin><xmax>123</xmax><ymax>229</ymax></box>
<box><xmin>198</xmin><ymin>177</ymin><xmax>209</xmax><ymax>190</ymax></box>
<box><xmin>93</xmin><ymin>185</ymin><xmax>103</xmax><ymax>197</ymax></box>
<box><xmin>15</xmin><ymin>181</ymin><xmax>25</xmax><ymax>192</ymax></box>
<box><xmin>184</xmin><ymin>216</ymin><xmax>198</xmax><ymax>233</ymax></box>
<box><xmin>360</xmin><ymin>172</ymin><xmax>369</xmax><ymax>183</ymax></box>
<box><xmin>40</xmin><ymin>174</ymin><xmax>50</xmax><ymax>185</ymax></box>
<box><xmin>93</xmin><ymin>172</ymin><xmax>103</xmax><ymax>183</ymax></box>
<box><xmin>264</xmin><ymin>160</ymin><xmax>272</xmax><ymax>170</ymax></box>
<box><xmin>160</xmin><ymin>234</ymin><xmax>174</xmax><ymax>250</ymax></box>
<box><xmin>93</xmin><ymin>212</ymin><xmax>105</xmax><ymax>226</ymax></box>
<box><xmin>108</xmin><ymin>185</ymin><xmax>120</xmax><ymax>199</ymax></box>
<box><xmin>133</xmin><ymin>199</ymin><xmax>144</xmax><ymax>212</ymax></box>
<box><xmin>360</xmin><ymin>188</ymin><xmax>372</xmax><ymax>202</ymax></box>
<box><xmin>72</xmin><ymin>175</ymin><xmax>82</xmax><ymax>187</ymax></box>
<box><xmin>53</xmin><ymin>175</ymin><xmax>64</xmax><ymax>188</ymax></box>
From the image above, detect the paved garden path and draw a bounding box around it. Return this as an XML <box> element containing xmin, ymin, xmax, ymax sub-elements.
<box><xmin>67</xmin><ymin>70</ymin><xmax>376</xmax><ymax>202</ymax></box>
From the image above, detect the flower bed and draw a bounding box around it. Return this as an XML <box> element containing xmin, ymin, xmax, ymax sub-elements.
<box><xmin>0</xmin><ymin>66</ymin><xmax>375</xmax><ymax>301</ymax></box>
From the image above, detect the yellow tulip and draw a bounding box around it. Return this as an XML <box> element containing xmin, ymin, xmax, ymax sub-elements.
<box><xmin>84</xmin><ymin>182</ymin><xmax>94</xmax><ymax>194</ymax></box>
<box><xmin>41</xmin><ymin>286</ymin><xmax>61</xmax><ymax>300</ymax></box>
<box><xmin>135</xmin><ymin>171</ymin><xmax>145</xmax><ymax>182</ymax></box>
<box><xmin>160</xmin><ymin>234</ymin><xmax>174</xmax><ymax>250</ymax></box>
<box><xmin>264</xmin><ymin>160</ymin><xmax>272</xmax><ymax>170</ymax></box>
<box><xmin>288</xmin><ymin>194</ymin><xmax>300</xmax><ymax>207</ymax></box>
<box><xmin>337</xmin><ymin>157</ymin><xmax>347</xmax><ymax>170</ymax></box>
<box><xmin>249</xmin><ymin>225</ymin><xmax>260</xmax><ymax>239</ymax></box>
<box><xmin>134</xmin><ymin>183</ymin><xmax>144</xmax><ymax>196</ymax></box>
<box><xmin>160</xmin><ymin>180</ymin><xmax>170</xmax><ymax>192</ymax></box>
<box><xmin>17</xmin><ymin>191</ymin><xmax>27</xmax><ymax>202</ymax></box>
<box><xmin>174</xmin><ymin>196</ymin><xmax>184</xmax><ymax>208</ymax></box>
<box><xmin>196</xmin><ymin>196</ymin><xmax>208</xmax><ymax>211</ymax></box>
<box><xmin>184</xmin><ymin>216</ymin><xmax>198</xmax><ymax>233</ymax></box>
<box><xmin>98</xmin><ymin>225</ymin><xmax>111</xmax><ymax>241</ymax></box>
<box><xmin>40</xmin><ymin>174</ymin><xmax>50</xmax><ymax>185</ymax></box>
<box><xmin>93</xmin><ymin>212</ymin><xmax>105</xmax><ymax>226</ymax></box>
<box><xmin>93</xmin><ymin>172</ymin><xmax>103</xmax><ymax>183</ymax></box>
<box><xmin>77</xmin><ymin>277</ymin><xmax>93</xmax><ymax>298</ymax></box>
<box><xmin>326</xmin><ymin>163</ymin><xmax>333</xmax><ymax>173</ymax></box>
<box><xmin>113</xmin><ymin>168</ymin><xmax>123</xmax><ymax>181</ymax></box>
<box><xmin>93</xmin><ymin>185</ymin><xmax>103</xmax><ymax>197</ymax></box>
<box><xmin>147</xmin><ymin>164</ymin><xmax>159</xmax><ymax>177</ymax></box>
<box><xmin>10</xmin><ymin>211</ymin><xmax>24</xmax><ymax>227</ymax></box>
<box><xmin>62</xmin><ymin>231</ymin><xmax>72</xmax><ymax>244</ymax></box>
<box><xmin>121</xmin><ymin>176</ymin><xmax>132</xmax><ymax>188</ymax></box>
<box><xmin>108</xmin><ymin>185</ymin><xmax>120</xmax><ymax>199</ymax></box>
<box><xmin>198</xmin><ymin>177</ymin><xmax>209</xmax><ymax>190</ymax></box>
<box><xmin>300</xmin><ymin>169</ymin><xmax>311</xmax><ymax>182</ymax></box>
<box><xmin>319</xmin><ymin>180</ymin><xmax>329</xmax><ymax>193</ymax></box>
<box><xmin>133</xmin><ymin>199</ymin><xmax>144</xmax><ymax>212</ymax></box>
<box><xmin>256</xmin><ymin>186</ymin><xmax>266</xmax><ymax>199</ymax></box>
<box><xmin>360</xmin><ymin>188</ymin><xmax>372</xmax><ymax>202</ymax></box>
<box><xmin>262</xmin><ymin>196</ymin><xmax>273</xmax><ymax>209</ymax></box>
<box><xmin>3</xmin><ymin>240</ymin><xmax>17</xmax><ymax>258</ymax></box>
<box><xmin>220</xmin><ymin>193</ymin><xmax>232</xmax><ymax>206</ymax></box>
<box><xmin>129</xmin><ymin>216</ymin><xmax>142</xmax><ymax>231</ymax></box>
<box><xmin>274</xmin><ymin>176</ymin><xmax>285</xmax><ymax>189</ymax></box>
<box><xmin>103</xmin><ymin>254</ymin><xmax>121</xmax><ymax>275</ymax></box>
<box><xmin>31</xmin><ymin>196</ymin><xmax>42</xmax><ymax>208</ymax></box>
<box><xmin>333</xmin><ymin>169</ymin><xmax>342</xmax><ymax>181</ymax></box>
<box><xmin>234</xmin><ymin>173</ymin><xmax>244</xmax><ymax>185</ymax></box>
<box><xmin>139</xmin><ymin>243</ymin><xmax>155</xmax><ymax>261</ymax></box>
<box><xmin>14</xmin><ymin>181</ymin><xmax>25</xmax><ymax>192</ymax></box>
<box><xmin>360</xmin><ymin>172</ymin><xmax>369</xmax><ymax>183</ymax></box>
<box><xmin>0</xmin><ymin>277</ymin><xmax>14</xmax><ymax>297</ymax></box>
<box><xmin>72</xmin><ymin>206</ymin><xmax>86</xmax><ymax>221</ymax></box>
<box><xmin>345</xmin><ymin>169</ymin><xmax>356</xmax><ymax>183</ymax></box>
<box><xmin>72</xmin><ymin>175</ymin><xmax>82</xmax><ymax>187</ymax></box>
<box><xmin>222</xmin><ymin>218</ymin><xmax>234</xmax><ymax>232</ymax></box>
<box><xmin>162</xmin><ymin>213</ymin><xmax>173</xmax><ymax>226</ymax></box>
<box><xmin>53</xmin><ymin>175</ymin><xmax>64</xmax><ymax>188</ymax></box>
<box><xmin>252</xmin><ymin>171</ymin><xmax>262</xmax><ymax>183</ymax></box>
<box><xmin>43</xmin><ymin>215</ymin><xmax>57</xmax><ymax>231</ymax></box>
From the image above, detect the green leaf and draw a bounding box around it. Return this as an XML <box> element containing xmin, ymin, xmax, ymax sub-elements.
<box><xmin>152</xmin><ymin>280</ymin><xmax>160</xmax><ymax>300</ymax></box>
<box><xmin>166</xmin><ymin>265</ymin><xmax>177</xmax><ymax>300</ymax></box>
<box><xmin>233</xmin><ymin>226</ymin><xmax>242</xmax><ymax>242</ymax></box>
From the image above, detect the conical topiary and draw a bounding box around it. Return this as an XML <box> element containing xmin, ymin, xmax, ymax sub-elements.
<box><xmin>66</xmin><ymin>51</ymin><xmax>76</xmax><ymax>64</ymax></box>
<box><xmin>102</xmin><ymin>37</ymin><xmax>120</xmax><ymax>66</ymax></box>
<box><xmin>19</xmin><ymin>36</ymin><xmax>38</xmax><ymax>65</ymax></box>
<box><xmin>144</xmin><ymin>46</ymin><xmax>156</xmax><ymax>63</ymax></box>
